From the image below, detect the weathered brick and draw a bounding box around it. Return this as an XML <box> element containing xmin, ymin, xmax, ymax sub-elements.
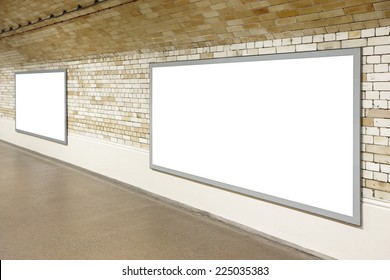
<box><xmin>366</xmin><ymin>179</ymin><xmax>390</xmax><ymax>192</ymax></box>
<box><xmin>374</xmin><ymin>154</ymin><xmax>390</xmax><ymax>164</ymax></box>
<box><xmin>374</xmin><ymin>189</ymin><xmax>390</xmax><ymax>200</ymax></box>
<box><xmin>319</xmin><ymin>9</ymin><xmax>345</xmax><ymax>19</ymax></box>
<box><xmin>349</xmin><ymin>30</ymin><xmax>361</xmax><ymax>38</ymax></box>
<box><xmin>341</xmin><ymin>38</ymin><xmax>367</xmax><ymax>48</ymax></box>
<box><xmin>318</xmin><ymin>41</ymin><xmax>341</xmax><ymax>50</ymax></box>
<box><xmin>345</xmin><ymin>4</ymin><xmax>374</xmax><ymax>15</ymax></box>
<box><xmin>366</xmin><ymin>144</ymin><xmax>390</xmax><ymax>155</ymax></box>
<box><xmin>362</xmin><ymin>117</ymin><xmax>374</xmax><ymax>126</ymax></box>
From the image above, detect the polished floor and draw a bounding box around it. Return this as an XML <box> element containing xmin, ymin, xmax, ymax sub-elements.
<box><xmin>0</xmin><ymin>141</ymin><xmax>318</xmax><ymax>260</ymax></box>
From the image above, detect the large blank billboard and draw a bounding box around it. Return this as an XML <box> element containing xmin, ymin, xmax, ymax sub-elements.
<box><xmin>15</xmin><ymin>70</ymin><xmax>67</xmax><ymax>144</ymax></box>
<box><xmin>151</xmin><ymin>48</ymin><xmax>361</xmax><ymax>225</ymax></box>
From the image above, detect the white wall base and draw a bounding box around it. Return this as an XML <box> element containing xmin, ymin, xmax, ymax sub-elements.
<box><xmin>1</xmin><ymin>117</ymin><xmax>390</xmax><ymax>259</ymax></box>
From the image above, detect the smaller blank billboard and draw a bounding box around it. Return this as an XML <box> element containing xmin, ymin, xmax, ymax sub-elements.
<box><xmin>15</xmin><ymin>70</ymin><xmax>67</xmax><ymax>144</ymax></box>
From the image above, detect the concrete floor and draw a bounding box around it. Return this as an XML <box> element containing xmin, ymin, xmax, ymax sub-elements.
<box><xmin>0</xmin><ymin>140</ymin><xmax>318</xmax><ymax>260</ymax></box>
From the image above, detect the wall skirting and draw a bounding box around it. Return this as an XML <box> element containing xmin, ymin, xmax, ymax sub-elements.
<box><xmin>1</xmin><ymin>117</ymin><xmax>390</xmax><ymax>259</ymax></box>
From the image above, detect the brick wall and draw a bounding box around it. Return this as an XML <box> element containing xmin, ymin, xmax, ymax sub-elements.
<box><xmin>0</xmin><ymin>26</ymin><xmax>389</xmax><ymax>200</ymax></box>
<box><xmin>1</xmin><ymin>0</ymin><xmax>390</xmax><ymax>67</ymax></box>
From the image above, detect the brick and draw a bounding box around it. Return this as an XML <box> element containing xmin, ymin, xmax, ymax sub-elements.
<box><xmin>349</xmin><ymin>30</ymin><xmax>361</xmax><ymax>38</ymax></box>
<box><xmin>374</xmin><ymin>82</ymin><xmax>390</xmax><ymax>90</ymax></box>
<box><xmin>263</xmin><ymin>40</ymin><xmax>273</xmax><ymax>47</ymax></box>
<box><xmin>376</xmin><ymin>26</ymin><xmax>390</xmax><ymax>36</ymax></box>
<box><xmin>382</xmin><ymin>55</ymin><xmax>390</xmax><ymax>63</ymax></box>
<box><xmin>363</xmin><ymin>152</ymin><xmax>374</xmax><ymax>161</ymax></box>
<box><xmin>368</xmin><ymin>36</ymin><xmax>390</xmax><ymax>46</ymax></box>
<box><xmin>318</xmin><ymin>41</ymin><xmax>340</xmax><ymax>50</ymax></box>
<box><xmin>313</xmin><ymin>34</ymin><xmax>324</xmax><ymax>42</ymax></box>
<box><xmin>276</xmin><ymin>45</ymin><xmax>295</xmax><ymax>53</ymax></box>
<box><xmin>319</xmin><ymin>9</ymin><xmax>345</xmax><ymax>19</ymax></box>
<box><xmin>272</xmin><ymin>39</ymin><xmax>282</xmax><ymax>46</ymax></box>
<box><xmin>296</xmin><ymin>43</ymin><xmax>317</xmax><ymax>51</ymax></box>
<box><xmin>258</xmin><ymin>47</ymin><xmax>276</xmax><ymax>54</ymax></box>
<box><xmin>366</xmin><ymin>179</ymin><xmax>390</xmax><ymax>192</ymax></box>
<box><xmin>375</xmin><ymin>45</ymin><xmax>390</xmax><ymax>54</ymax></box>
<box><xmin>374</xmin><ymin>190</ymin><xmax>390</xmax><ymax>200</ymax></box>
<box><xmin>254</xmin><ymin>41</ymin><xmax>264</xmax><ymax>48</ymax></box>
<box><xmin>363</xmin><ymin>20</ymin><xmax>380</xmax><ymax>29</ymax></box>
<box><xmin>380</xmin><ymin>91</ymin><xmax>390</xmax><ymax>100</ymax></box>
<box><xmin>324</xmin><ymin>33</ymin><xmax>336</xmax><ymax>41</ymax></box>
<box><xmin>366</xmin><ymin>126</ymin><xmax>380</xmax><ymax>135</ymax></box>
<box><xmin>277</xmin><ymin>10</ymin><xmax>298</xmax><ymax>18</ymax></box>
<box><xmin>252</xmin><ymin>7</ymin><xmax>270</xmax><ymax>15</ymax></box>
<box><xmin>290</xmin><ymin>0</ymin><xmax>313</xmax><ymax>9</ymax></box>
<box><xmin>366</xmin><ymin>144</ymin><xmax>390</xmax><ymax>155</ymax></box>
<box><xmin>353</xmin><ymin>11</ymin><xmax>383</xmax><ymax>22</ymax></box>
<box><xmin>381</xmin><ymin>164</ymin><xmax>390</xmax><ymax>173</ymax></box>
<box><xmin>374</xmin><ymin>118</ymin><xmax>390</xmax><ymax>127</ymax></box>
<box><xmin>373</xmin><ymin>171</ymin><xmax>388</xmax><ymax>182</ymax></box>
<box><xmin>374</xmin><ymin>100</ymin><xmax>388</xmax><ymax>109</ymax></box>
<box><xmin>345</xmin><ymin>4</ymin><xmax>375</xmax><ymax>15</ymax></box>
<box><xmin>363</xmin><ymin>82</ymin><xmax>373</xmax><ymax>91</ymax></box>
<box><xmin>374</xmin><ymin>136</ymin><xmax>389</xmax><ymax>145</ymax></box>
<box><xmin>302</xmin><ymin>36</ymin><xmax>313</xmax><ymax>43</ymax></box>
<box><xmin>366</xmin><ymin>55</ymin><xmax>381</xmax><ymax>64</ymax></box>
<box><xmin>363</xmin><ymin>170</ymin><xmax>374</xmax><ymax>179</ymax></box>
<box><xmin>363</xmin><ymin>135</ymin><xmax>374</xmax><ymax>144</ymax></box>
<box><xmin>375</xmin><ymin>64</ymin><xmax>389</xmax><ymax>73</ymax></box>
<box><xmin>373</xmin><ymin>2</ymin><xmax>390</xmax><ymax>12</ymax></box>
<box><xmin>367</xmin><ymin>73</ymin><xmax>390</xmax><ymax>81</ymax></box>
<box><xmin>374</xmin><ymin>154</ymin><xmax>390</xmax><ymax>164</ymax></box>
<box><xmin>361</xmin><ymin>28</ymin><xmax>375</xmax><ymax>37</ymax></box>
<box><xmin>380</xmin><ymin>128</ymin><xmax>390</xmax><ymax>137</ymax></box>
<box><xmin>362</xmin><ymin>117</ymin><xmax>374</xmax><ymax>126</ymax></box>
<box><xmin>291</xmin><ymin>37</ymin><xmax>302</xmax><ymax>44</ymax></box>
<box><xmin>362</xmin><ymin>187</ymin><xmax>374</xmax><ymax>198</ymax></box>
<box><xmin>363</xmin><ymin>47</ymin><xmax>374</xmax><ymax>55</ymax></box>
<box><xmin>362</xmin><ymin>64</ymin><xmax>373</xmax><ymax>73</ymax></box>
<box><xmin>341</xmin><ymin>38</ymin><xmax>367</xmax><ymax>48</ymax></box>
<box><xmin>362</xmin><ymin>100</ymin><xmax>373</xmax><ymax>108</ymax></box>
<box><xmin>366</xmin><ymin>161</ymin><xmax>380</xmax><ymax>171</ymax></box>
<box><xmin>365</xmin><ymin>91</ymin><xmax>379</xmax><ymax>99</ymax></box>
<box><xmin>296</xmin><ymin>13</ymin><xmax>320</xmax><ymax>23</ymax></box>
<box><xmin>281</xmin><ymin>38</ymin><xmax>292</xmax><ymax>45</ymax></box>
<box><xmin>336</xmin><ymin>31</ymin><xmax>349</xmax><ymax>40</ymax></box>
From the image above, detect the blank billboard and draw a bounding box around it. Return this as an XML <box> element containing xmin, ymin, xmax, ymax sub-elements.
<box><xmin>15</xmin><ymin>70</ymin><xmax>67</xmax><ymax>144</ymax></box>
<box><xmin>151</xmin><ymin>48</ymin><xmax>361</xmax><ymax>225</ymax></box>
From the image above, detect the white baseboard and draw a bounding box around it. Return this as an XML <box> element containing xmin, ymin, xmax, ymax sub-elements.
<box><xmin>1</xmin><ymin>117</ymin><xmax>390</xmax><ymax>259</ymax></box>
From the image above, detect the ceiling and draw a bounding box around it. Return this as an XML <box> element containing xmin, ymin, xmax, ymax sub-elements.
<box><xmin>0</xmin><ymin>0</ymin><xmax>389</xmax><ymax>66</ymax></box>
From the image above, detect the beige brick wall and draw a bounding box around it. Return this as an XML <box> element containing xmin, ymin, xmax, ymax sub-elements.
<box><xmin>1</xmin><ymin>0</ymin><xmax>390</xmax><ymax>67</ymax></box>
<box><xmin>1</xmin><ymin>26</ymin><xmax>389</xmax><ymax>200</ymax></box>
